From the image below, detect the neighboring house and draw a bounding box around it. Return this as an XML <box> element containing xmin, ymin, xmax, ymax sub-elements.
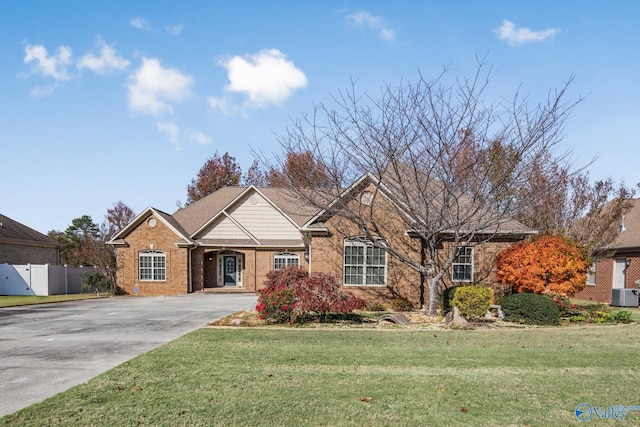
<box><xmin>576</xmin><ymin>198</ymin><xmax>640</xmax><ymax>303</ymax></box>
<box><xmin>0</xmin><ymin>214</ymin><xmax>59</xmax><ymax>265</ymax></box>
<box><xmin>110</xmin><ymin>173</ymin><xmax>535</xmax><ymax>307</ymax></box>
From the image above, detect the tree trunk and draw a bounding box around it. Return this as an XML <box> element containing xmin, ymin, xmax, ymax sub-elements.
<box><xmin>426</xmin><ymin>276</ymin><xmax>440</xmax><ymax>316</ymax></box>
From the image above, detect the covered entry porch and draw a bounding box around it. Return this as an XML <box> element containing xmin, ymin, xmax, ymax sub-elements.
<box><xmin>202</xmin><ymin>249</ymin><xmax>245</xmax><ymax>289</ymax></box>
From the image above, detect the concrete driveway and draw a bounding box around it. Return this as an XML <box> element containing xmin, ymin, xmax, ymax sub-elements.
<box><xmin>0</xmin><ymin>293</ymin><xmax>257</xmax><ymax>417</ymax></box>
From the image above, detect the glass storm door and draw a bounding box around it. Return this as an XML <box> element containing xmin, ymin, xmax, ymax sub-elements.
<box><xmin>613</xmin><ymin>259</ymin><xmax>626</xmax><ymax>289</ymax></box>
<box><xmin>223</xmin><ymin>256</ymin><xmax>237</xmax><ymax>287</ymax></box>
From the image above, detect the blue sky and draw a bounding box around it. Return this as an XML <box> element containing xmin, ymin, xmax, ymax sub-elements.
<box><xmin>2</xmin><ymin>1</ymin><xmax>639</xmax><ymax>234</ymax></box>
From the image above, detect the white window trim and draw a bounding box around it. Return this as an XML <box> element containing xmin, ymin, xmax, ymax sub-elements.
<box><xmin>274</xmin><ymin>252</ymin><xmax>300</xmax><ymax>269</ymax></box>
<box><xmin>343</xmin><ymin>238</ymin><xmax>387</xmax><ymax>286</ymax></box>
<box><xmin>139</xmin><ymin>250</ymin><xmax>166</xmax><ymax>282</ymax></box>
<box><xmin>452</xmin><ymin>246</ymin><xmax>474</xmax><ymax>282</ymax></box>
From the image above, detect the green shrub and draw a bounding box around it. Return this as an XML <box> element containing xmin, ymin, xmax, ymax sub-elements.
<box><xmin>391</xmin><ymin>297</ymin><xmax>413</xmax><ymax>312</ymax></box>
<box><xmin>500</xmin><ymin>293</ymin><xmax>560</xmax><ymax>326</ymax></box>
<box><xmin>83</xmin><ymin>273</ymin><xmax>111</xmax><ymax>293</ymax></box>
<box><xmin>439</xmin><ymin>286</ymin><xmax>460</xmax><ymax>313</ymax></box>
<box><xmin>450</xmin><ymin>286</ymin><xmax>493</xmax><ymax>320</ymax></box>
<box><xmin>613</xmin><ymin>310</ymin><xmax>633</xmax><ymax>323</ymax></box>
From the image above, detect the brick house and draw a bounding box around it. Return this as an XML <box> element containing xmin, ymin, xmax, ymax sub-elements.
<box><xmin>576</xmin><ymin>198</ymin><xmax>640</xmax><ymax>303</ymax></box>
<box><xmin>109</xmin><ymin>172</ymin><xmax>534</xmax><ymax>307</ymax></box>
<box><xmin>0</xmin><ymin>213</ymin><xmax>59</xmax><ymax>265</ymax></box>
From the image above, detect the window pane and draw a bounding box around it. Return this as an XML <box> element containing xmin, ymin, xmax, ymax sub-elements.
<box><xmin>366</xmin><ymin>266</ymin><xmax>385</xmax><ymax>285</ymax></box>
<box><xmin>344</xmin><ymin>266</ymin><xmax>363</xmax><ymax>285</ymax></box>
<box><xmin>274</xmin><ymin>252</ymin><xmax>300</xmax><ymax>270</ymax></box>
<box><xmin>367</xmin><ymin>246</ymin><xmax>385</xmax><ymax>266</ymax></box>
<box><xmin>139</xmin><ymin>251</ymin><xmax>166</xmax><ymax>281</ymax></box>
<box><xmin>452</xmin><ymin>247</ymin><xmax>473</xmax><ymax>282</ymax></box>
<box><xmin>153</xmin><ymin>255</ymin><xmax>166</xmax><ymax>280</ymax></box>
<box><xmin>344</xmin><ymin>240</ymin><xmax>386</xmax><ymax>286</ymax></box>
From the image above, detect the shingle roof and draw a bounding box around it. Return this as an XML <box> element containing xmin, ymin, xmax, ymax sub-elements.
<box><xmin>161</xmin><ymin>163</ymin><xmax>535</xmax><ymax>242</ymax></box>
<box><xmin>607</xmin><ymin>198</ymin><xmax>640</xmax><ymax>249</ymax></box>
<box><xmin>0</xmin><ymin>214</ymin><xmax>59</xmax><ymax>247</ymax></box>
<box><xmin>171</xmin><ymin>186</ymin><xmax>321</xmax><ymax>236</ymax></box>
<box><xmin>367</xmin><ymin>163</ymin><xmax>534</xmax><ymax>236</ymax></box>
<box><xmin>172</xmin><ymin>187</ymin><xmax>246</xmax><ymax>236</ymax></box>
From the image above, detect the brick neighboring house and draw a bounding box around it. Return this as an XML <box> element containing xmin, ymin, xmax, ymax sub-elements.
<box><xmin>576</xmin><ymin>198</ymin><xmax>640</xmax><ymax>304</ymax></box>
<box><xmin>0</xmin><ymin>213</ymin><xmax>59</xmax><ymax>265</ymax></box>
<box><xmin>109</xmin><ymin>172</ymin><xmax>535</xmax><ymax>307</ymax></box>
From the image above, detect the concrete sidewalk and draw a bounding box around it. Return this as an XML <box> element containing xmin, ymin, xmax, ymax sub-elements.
<box><xmin>0</xmin><ymin>293</ymin><xmax>257</xmax><ymax>417</ymax></box>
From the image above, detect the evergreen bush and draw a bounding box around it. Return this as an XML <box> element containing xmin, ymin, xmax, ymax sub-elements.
<box><xmin>439</xmin><ymin>285</ymin><xmax>460</xmax><ymax>313</ymax></box>
<box><xmin>500</xmin><ymin>293</ymin><xmax>560</xmax><ymax>325</ymax></box>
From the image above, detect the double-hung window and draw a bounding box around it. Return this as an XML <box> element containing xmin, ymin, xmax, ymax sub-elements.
<box><xmin>344</xmin><ymin>238</ymin><xmax>386</xmax><ymax>286</ymax></box>
<box><xmin>139</xmin><ymin>250</ymin><xmax>166</xmax><ymax>281</ymax></box>
<box><xmin>452</xmin><ymin>246</ymin><xmax>473</xmax><ymax>282</ymax></box>
<box><xmin>274</xmin><ymin>252</ymin><xmax>300</xmax><ymax>269</ymax></box>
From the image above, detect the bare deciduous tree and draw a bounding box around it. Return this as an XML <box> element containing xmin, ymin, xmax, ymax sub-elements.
<box><xmin>272</xmin><ymin>61</ymin><xmax>582</xmax><ymax>315</ymax></box>
<box><xmin>243</xmin><ymin>159</ymin><xmax>269</xmax><ymax>187</ymax></box>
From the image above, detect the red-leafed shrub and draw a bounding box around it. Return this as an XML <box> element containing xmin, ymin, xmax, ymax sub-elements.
<box><xmin>292</xmin><ymin>273</ymin><xmax>367</xmax><ymax>321</ymax></box>
<box><xmin>255</xmin><ymin>286</ymin><xmax>297</xmax><ymax>323</ymax></box>
<box><xmin>255</xmin><ymin>268</ymin><xmax>366</xmax><ymax>323</ymax></box>
<box><xmin>263</xmin><ymin>266</ymin><xmax>309</xmax><ymax>290</ymax></box>
<box><xmin>495</xmin><ymin>235</ymin><xmax>589</xmax><ymax>296</ymax></box>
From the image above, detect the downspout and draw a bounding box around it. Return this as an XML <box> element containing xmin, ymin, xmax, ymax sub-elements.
<box><xmin>188</xmin><ymin>245</ymin><xmax>195</xmax><ymax>293</ymax></box>
<box><xmin>307</xmin><ymin>234</ymin><xmax>312</xmax><ymax>275</ymax></box>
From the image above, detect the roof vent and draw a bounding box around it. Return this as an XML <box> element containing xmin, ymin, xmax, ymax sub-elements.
<box><xmin>621</xmin><ymin>215</ymin><xmax>627</xmax><ymax>233</ymax></box>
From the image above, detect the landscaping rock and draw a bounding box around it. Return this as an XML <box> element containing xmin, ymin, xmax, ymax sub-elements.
<box><xmin>485</xmin><ymin>304</ymin><xmax>505</xmax><ymax>320</ymax></box>
<box><xmin>444</xmin><ymin>311</ymin><xmax>454</xmax><ymax>325</ymax></box>
<box><xmin>452</xmin><ymin>307</ymin><xmax>469</xmax><ymax>327</ymax></box>
<box><xmin>377</xmin><ymin>313</ymin><xmax>412</xmax><ymax>326</ymax></box>
<box><xmin>230</xmin><ymin>318</ymin><xmax>247</xmax><ymax>326</ymax></box>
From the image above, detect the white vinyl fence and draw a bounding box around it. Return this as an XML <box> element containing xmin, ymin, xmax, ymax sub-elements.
<box><xmin>0</xmin><ymin>264</ymin><xmax>97</xmax><ymax>296</ymax></box>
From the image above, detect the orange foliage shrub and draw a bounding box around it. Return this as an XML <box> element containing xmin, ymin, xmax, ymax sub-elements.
<box><xmin>495</xmin><ymin>235</ymin><xmax>589</xmax><ymax>296</ymax></box>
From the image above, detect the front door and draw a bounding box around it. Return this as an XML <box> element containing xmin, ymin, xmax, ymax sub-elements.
<box><xmin>223</xmin><ymin>256</ymin><xmax>237</xmax><ymax>287</ymax></box>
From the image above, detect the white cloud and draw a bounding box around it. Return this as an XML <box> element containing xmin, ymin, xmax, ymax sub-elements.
<box><xmin>29</xmin><ymin>84</ymin><xmax>57</xmax><ymax>98</ymax></box>
<box><xmin>23</xmin><ymin>43</ymin><xmax>74</xmax><ymax>81</ymax></box>
<box><xmin>127</xmin><ymin>58</ymin><xmax>193</xmax><ymax>116</ymax></box>
<box><xmin>130</xmin><ymin>16</ymin><xmax>152</xmax><ymax>31</ymax></box>
<box><xmin>166</xmin><ymin>24</ymin><xmax>183</xmax><ymax>35</ymax></box>
<box><xmin>184</xmin><ymin>129</ymin><xmax>211</xmax><ymax>145</ymax></box>
<box><xmin>77</xmin><ymin>37</ymin><xmax>129</xmax><ymax>74</ymax></box>
<box><xmin>215</xmin><ymin>48</ymin><xmax>307</xmax><ymax>110</ymax></box>
<box><xmin>494</xmin><ymin>20</ymin><xmax>560</xmax><ymax>46</ymax></box>
<box><xmin>207</xmin><ymin>96</ymin><xmax>243</xmax><ymax>116</ymax></box>
<box><xmin>345</xmin><ymin>11</ymin><xmax>396</xmax><ymax>42</ymax></box>
<box><xmin>157</xmin><ymin>121</ymin><xmax>180</xmax><ymax>145</ymax></box>
<box><xmin>157</xmin><ymin>121</ymin><xmax>211</xmax><ymax>148</ymax></box>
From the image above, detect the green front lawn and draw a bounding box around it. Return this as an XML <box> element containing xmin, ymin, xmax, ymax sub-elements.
<box><xmin>0</xmin><ymin>294</ymin><xmax>105</xmax><ymax>307</ymax></box>
<box><xmin>2</xmin><ymin>324</ymin><xmax>640</xmax><ymax>426</ymax></box>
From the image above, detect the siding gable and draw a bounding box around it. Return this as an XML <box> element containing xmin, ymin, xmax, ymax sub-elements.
<box><xmin>200</xmin><ymin>214</ymin><xmax>257</xmax><ymax>242</ymax></box>
<box><xmin>195</xmin><ymin>189</ymin><xmax>303</xmax><ymax>244</ymax></box>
